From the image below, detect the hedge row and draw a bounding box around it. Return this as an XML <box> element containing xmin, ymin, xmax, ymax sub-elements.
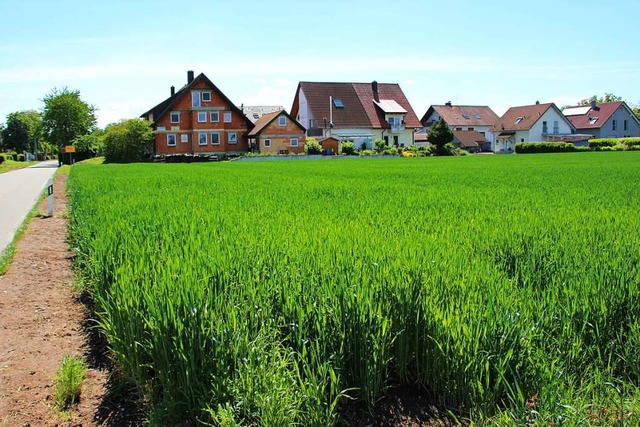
<box><xmin>515</xmin><ymin>142</ymin><xmax>589</xmax><ymax>154</ymax></box>
<box><xmin>589</xmin><ymin>138</ymin><xmax>640</xmax><ymax>149</ymax></box>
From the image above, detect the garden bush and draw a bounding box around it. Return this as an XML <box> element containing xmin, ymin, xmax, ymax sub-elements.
<box><xmin>340</xmin><ymin>141</ymin><xmax>357</xmax><ymax>155</ymax></box>
<box><xmin>515</xmin><ymin>142</ymin><xmax>589</xmax><ymax>154</ymax></box>
<box><xmin>17</xmin><ymin>154</ymin><xmax>25</xmax><ymax>161</ymax></box>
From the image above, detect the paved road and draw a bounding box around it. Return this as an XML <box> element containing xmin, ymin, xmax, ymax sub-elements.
<box><xmin>0</xmin><ymin>161</ymin><xmax>59</xmax><ymax>255</ymax></box>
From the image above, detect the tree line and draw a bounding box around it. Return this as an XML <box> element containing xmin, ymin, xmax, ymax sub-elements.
<box><xmin>0</xmin><ymin>87</ymin><xmax>153</xmax><ymax>163</ymax></box>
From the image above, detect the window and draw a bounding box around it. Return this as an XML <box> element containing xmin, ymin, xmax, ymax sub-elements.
<box><xmin>612</xmin><ymin>120</ymin><xmax>617</xmax><ymax>131</ymax></box>
<box><xmin>624</xmin><ymin>120</ymin><xmax>628</xmax><ymax>131</ymax></box>
<box><xmin>333</xmin><ymin>99</ymin><xmax>344</xmax><ymax>108</ymax></box>
<box><xmin>202</xmin><ymin>91</ymin><xmax>211</xmax><ymax>102</ymax></box>
<box><xmin>290</xmin><ymin>137</ymin><xmax>299</xmax><ymax>147</ymax></box>
<box><xmin>198</xmin><ymin>132</ymin><xmax>208</xmax><ymax>145</ymax></box>
<box><xmin>198</xmin><ymin>112</ymin><xmax>207</xmax><ymax>123</ymax></box>
<box><xmin>455</xmin><ymin>127</ymin><xmax>463</xmax><ymax>131</ymax></box>
<box><xmin>521</xmin><ymin>138</ymin><xmax>525</xmax><ymax>142</ymax></box>
<box><xmin>210</xmin><ymin>132</ymin><xmax>220</xmax><ymax>145</ymax></box>
<box><xmin>542</xmin><ymin>121</ymin><xmax>548</xmax><ymax>133</ymax></box>
<box><xmin>462</xmin><ymin>113</ymin><xmax>470</xmax><ymax>120</ymax></box>
<box><xmin>157</xmin><ymin>125</ymin><xmax>166</xmax><ymax>131</ymax></box>
<box><xmin>278</xmin><ymin>116</ymin><xmax>287</xmax><ymax>126</ymax></box>
<box><xmin>170</xmin><ymin>112</ymin><xmax>180</xmax><ymax>123</ymax></box>
<box><xmin>167</xmin><ymin>133</ymin><xmax>177</xmax><ymax>146</ymax></box>
<box><xmin>514</xmin><ymin>117</ymin><xmax>524</xmax><ymax>125</ymax></box>
<box><xmin>253</xmin><ymin>113</ymin><xmax>260</xmax><ymax>120</ymax></box>
<box><xmin>474</xmin><ymin>114</ymin><xmax>481</xmax><ymax>119</ymax></box>
<box><xmin>228</xmin><ymin>132</ymin><xmax>237</xmax><ymax>144</ymax></box>
<box><xmin>468</xmin><ymin>127</ymin><xmax>474</xmax><ymax>131</ymax></box>
<box><xmin>553</xmin><ymin>121</ymin><xmax>559</xmax><ymax>134</ymax></box>
<box><xmin>210</xmin><ymin>111</ymin><xmax>219</xmax><ymax>122</ymax></box>
<box><xmin>181</xmin><ymin>134</ymin><xmax>189</xmax><ymax>143</ymax></box>
<box><xmin>589</xmin><ymin>117</ymin><xmax>598</xmax><ymax>125</ymax></box>
<box><xmin>224</xmin><ymin>112</ymin><xmax>232</xmax><ymax>123</ymax></box>
<box><xmin>192</xmin><ymin>91</ymin><xmax>201</xmax><ymax>107</ymax></box>
<box><xmin>264</xmin><ymin>138</ymin><xmax>271</xmax><ymax>148</ymax></box>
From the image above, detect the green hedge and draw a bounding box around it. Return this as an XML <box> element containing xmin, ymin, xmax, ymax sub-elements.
<box><xmin>515</xmin><ymin>142</ymin><xmax>589</xmax><ymax>154</ymax></box>
<box><xmin>589</xmin><ymin>138</ymin><xmax>640</xmax><ymax>150</ymax></box>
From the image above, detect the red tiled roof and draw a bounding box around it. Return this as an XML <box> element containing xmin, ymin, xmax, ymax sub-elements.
<box><xmin>248</xmin><ymin>110</ymin><xmax>305</xmax><ymax>137</ymax></box>
<box><xmin>563</xmin><ymin>102</ymin><xmax>629</xmax><ymax>130</ymax></box>
<box><xmin>492</xmin><ymin>103</ymin><xmax>573</xmax><ymax>132</ymax></box>
<box><xmin>453</xmin><ymin>130</ymin><xmax>488</xmax><ymax>148</ymax></box>
<box><xmin>421</xmin><ymin>105</ymin><xmax>499</xmax><ymax>127</ymax></box>
<box><xmin>291</xmin><ymin>81</ymin><xmax>421</xmax><ymax>130</ymax></box>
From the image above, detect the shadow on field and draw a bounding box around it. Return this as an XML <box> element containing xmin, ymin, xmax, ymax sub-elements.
<box><xmin>78</xmin><ymin>290</ymin><xmax>146</xmax><ymax>427</ymax></box>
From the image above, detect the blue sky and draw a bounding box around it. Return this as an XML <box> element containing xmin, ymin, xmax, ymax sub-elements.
<box><xmin>1</xmin><ymin>0</ymin><xmax>639</xmax><ymax>127</ymax></box>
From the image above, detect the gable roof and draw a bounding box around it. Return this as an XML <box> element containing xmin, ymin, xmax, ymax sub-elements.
<box><xmin>243</xmin><ymin>105</ymin><xmax>284</xmax><ymax>124</ymax></box>
<box><xmin>422</xmin><ymin>104</ymin><xmax>499</xmax><ymax>127</ymax></box>
<box><xmin>563</xmin><ymin>101</ymin><xmax>639</xmax><ymax>129</ymax></box>
<box><xmin>291</xmin><ymin>81</ymin><xmax>421</xmax><ymax>129</ymax></box>
<box><xmin>453</xmin><ymin>130</ymin><xmax>489</xmax><ymax>148</ymax></box>
<box><xmin>492</xmin><ymin>103</ymin><xmax>575</xmax><ymax>132</ymax></box>
<box><xmin>248</xmin><ymin>110</ymin><xmax>305</xmax><ymax>137</ymax></box>
<box><xmin>141</xmin><ymin>72</ymin><xmax>253</xmax><ymax>129</ymax></box>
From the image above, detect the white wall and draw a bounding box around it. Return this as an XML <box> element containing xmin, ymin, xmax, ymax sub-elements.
<box><xmin>298</xmin><ymin>89</ymin><xmax>310</xmax><ymax>130</ymax></box>
<box><xmin>528</xmin><ymin>108</ymin><xmax>572</xmax><ymax>141</ymax></box>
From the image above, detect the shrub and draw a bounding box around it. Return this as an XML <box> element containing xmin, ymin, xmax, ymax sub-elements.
<box><xmin>515</xmin><ymin>142</ymin><xmax>589</xmax><ymax>154</ymax></box>
<box><xmin>383</xmin><ymin>147</ymin><xmax>398</xmax><ymax>156</ymax></box>
<box><xmin>103</xmin><ymin>118</ymin><xmax>154</xmax><ymax>163</ymax></box>
<box><xmin>589</xmin><ymin>139</ymin><xmax>618</xmax><ymax>150</ymax></box>
<box><xmin>341</xmin><ymin>141</ymin><xmax>357</xmax><ymax>155</ymax></box>
<box><xmin>0</xmin><ymin>155</ymin><xmax>4</xmax><ymax>164</ymax></box>
<box><xmin>17</xmin><ymin>154</ymin><xmax>25</xmax><ymax>161</ymax></box>
<box><xmin>359</xmin><ymin>149</ymin><xmax>378</xmax><ymax>156</ymax></box>
<box><xmin>374</xmin><ymin>139</ymin><xmax>387</xmax><ymax>153</ymax></box>
<box><xmin>304</xmin><ymin>138</ymin><xmax>323</xmax><ymax>155</ymax></box>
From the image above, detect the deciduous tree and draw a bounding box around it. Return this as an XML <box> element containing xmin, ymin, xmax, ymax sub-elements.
<box><xmin>42</xmin><ymin>87</ymin><xmax>96</xmax><ymax>150</ymax></box>
<box><xmin>579</xmin><ymin>93</ymin><xmax>623</xmax><ymax>105</ymax></box>
<box><xmin>103</xmin><ymin>118</ymin><xmax>154</xmax><ymax>163</ymax></box>
<box><xmin>1</xmin><ymin>110</ymin><xmax>42</xmax><ymax>153</ymax></box>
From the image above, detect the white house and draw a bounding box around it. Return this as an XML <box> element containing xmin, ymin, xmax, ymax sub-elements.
<box><xmin>491</xmin><ymin>102</ymin><xmax>576</xmax><ymax>153</ymax></box>
<box><xmin>290</xmin><ymin>81</ymin><xmax>422</xmax><ymax>150</ymax></box>
<box><xmin>420</xmin><ymin>102</ymin><xmax>499</xmax><ymax>144</ymax></box>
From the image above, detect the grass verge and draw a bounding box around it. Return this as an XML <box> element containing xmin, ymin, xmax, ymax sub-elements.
<box><xmin>0</xmin><ymin>160</ymin><xmax>39</xmax><ymax>174</ymax></box>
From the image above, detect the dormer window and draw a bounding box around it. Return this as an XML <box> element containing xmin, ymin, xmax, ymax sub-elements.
<box><xmin>514</xmin><ymin>117</ymin><xmax>524</xmax><ymax>124</ymax></box>
<box><xmin>333</xmin><ymin>99</ymin><xmax>344</xmax><ymax>108</ymax></box>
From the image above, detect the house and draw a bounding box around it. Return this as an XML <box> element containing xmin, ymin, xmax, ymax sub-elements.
<box><xmin>491</xmin><ymin>102</ymin><xmax>576</xmax><ymax>153</ymax></box>
<box><xmin>142</xmin><ymin>71</ymin><xmax>253</xmax><ymax>156</ymax></box>
<box><xmin>452</xmin><ymin>130</ymin><xmax>490</xmax><ymax>153</ymax></box>
<box><xmin>563</xmin><ymin>101</ymin><xmax>640</xmax><ymax>139</ymax></box>
<box><xmin>420</xmin><ymin>103</ymin><xmax>499</xmax><ymax>143</ymax></box>
<box><xmin>247</xmin><ymin>110</ymin><xmax>306</xmax><ymax>154</ymax></box>
<box><xmin>290</xmin><ymin>81</ymin><xmax>422</xmax><ymax>150</ymax></box>
<box><xmin>243</xmin><ymin>106</ymin><xmax>284</xmax><ymax>124</ymax></box>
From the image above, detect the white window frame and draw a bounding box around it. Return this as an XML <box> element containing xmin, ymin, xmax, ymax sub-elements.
<box><xmin>210</xmin><ymin>132</ymin><xmax>221</xmax><ymax>145</ymax></box>
<box><xmin>201</xmin><ymin>91</ymin><xmax>212</xmax><ymax>102</ymax></box>
<box><xmin>224</xmin><ymin>112</ymin><xmax>232</xmax><ymax>123</ymax></box>
<box><xmin>198</xmin><ymin>132</ymin><xmax>208</xmax><ymax>145</ymax></box>
<box><xmin>210</xmin><ymin>111</ymin><xmax>220</xmax><ymax>122</ymax></box>
<box><xmin>170</xmin><ymin>112</ymin><xmax>180</xmax><ymax>124</ymax></box>
<box><xmin>167</xmin><ymin>133</ymin><xmax>177</xmax><ymax>146</ymax></box>
<box><xmin>264</xmin><ymin>138</ymin><xmax>271</xmax><ymax>148</ymax></box>
<box><xmin>157</xmin><ymin>125</ymin><xmax>166</xmax><ymax>131</ymax></box>
<box><xmin>197</xmin><ymin>111</ymin><xmax>207</xmax><ymax>123</ymax></box>
<box><xmin>181</xmin><ymin>134</ymin><xmax>189</xmax><ymax>143</ymax></box>
<box><xmin>278</xmin><ymin>116</ymin><xmax>287</xmax><ymax>126</ymax></box>
<box><xmin>228</xmin><ymin>132</ymin><xmax>237</xmax><ymax>144</ymax></box>
<box><xmin>290</xmin><ymin>137</ymin><xmax>299</xmax><ymax>147</ymax></box>
<box><xmin>192</xmin><ymin>91</ymin><xmax>201</xmax><ymax>107</ymax></box>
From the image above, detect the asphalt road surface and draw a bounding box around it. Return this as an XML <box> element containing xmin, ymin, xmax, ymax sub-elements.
<box><xmin>0</xmin><ymin>161</ymin><xmax>59</xmax><ymax>255</ymax></box>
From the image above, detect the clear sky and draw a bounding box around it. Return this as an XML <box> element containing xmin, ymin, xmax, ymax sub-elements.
<box><xmin>1</xmin><ymin>0</ymin><xmax>639</xmax><ymax>127</ymax></box>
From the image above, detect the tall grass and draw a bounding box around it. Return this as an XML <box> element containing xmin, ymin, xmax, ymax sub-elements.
<box><xmin>68</xmin><ymin>153</ymin><xmax>640</xmax><ymax>425</ymax></box>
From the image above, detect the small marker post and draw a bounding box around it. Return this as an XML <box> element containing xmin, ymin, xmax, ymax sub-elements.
<box><xmin>47</xmin><ymin>178</ymin><xmax>54</xmax><ymax>217</ymax></box>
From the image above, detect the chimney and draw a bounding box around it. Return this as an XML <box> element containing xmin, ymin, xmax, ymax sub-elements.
<box><xmin>372</xmin><ymin>81</ymin><xmax>379</xmax><ymax>102</ymax></box>
<box><xmin>445</xmin><ymin>101</ymin><xmax>452</xmax><ymax>107</ymax></box>
<box><xmin>187</xmin><ymin>70</ymin><xmax>194</xmax><ymax>84</ymax></box>
<box><xmin>535</xmin><ymin>100</ymin><xmax>540</xmax><ymax>105</ymax></box>
<box><xmin>170</xmin><ymin>86</ymin><xmax>175</xmax><ymax>96</ymax></box>
<box><xmin>591</xmin><ymin>99</ymin><xmax>597</xmax><ymax>110</ymax></box>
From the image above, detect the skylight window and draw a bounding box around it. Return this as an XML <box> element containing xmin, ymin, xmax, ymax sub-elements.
<box><xmin>514</xmin><ymin>117</ymin><xmax>524</xmax><ymax>125</ymax></box>
<box><xmin>253</xmin><ymin>113</ymin><xmax>260</xmax><ymax>119</ymax></box>
<box><xmin>462</xmin><ymin>113</ymin><xmax>470</xmax><ymax>120</ymax></box>
<box><xmin>589</xmin><ymin>117</ymin><xmax>598</xmax><ymax>125</ymax></box>
<box><xmin>333</xmin><ymin>99</ymin><xmax>344</xmax><ymax>108</ymax></box>
<box><xmin>474</xmin><ymin>114</ymin><xmax>481</xmax><ymax>119</ymax></box>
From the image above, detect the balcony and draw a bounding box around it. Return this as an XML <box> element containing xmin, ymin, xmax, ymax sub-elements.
<box><xmin>390</xmin><ymin>124</ymin><xmax>405</xmax><ymax>134</ymax></box>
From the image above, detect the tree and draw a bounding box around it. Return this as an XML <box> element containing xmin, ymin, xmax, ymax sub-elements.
<box><xmin>73</xmin><ymin>128</ymin><xmax>105</xmax><ymax>161</ymax></box>
<box><xmin>427</xmin><ymin>118</ymin><xmax>454</xmax><ymax>153</ymax></box>
<box><xmin>1</xmin><ymin>110</ymin><xmax>42</xmax><ymax>153</ymax></box>
<box><xmin>103</xmin><ymin>118</ymin><xmax>154</xmax><ymax>163</ymax></box>
<box><xmin>42</xmin><ymin>87</ymin><xmax>97</xmax><ymax>150</ymax></box>
<box><xmin>579</xmin><ymin>93</ymin><xmax>623</xmax><ymax>105</ymax></box>
<box><xmin>632</xmin><ymin>104</ymin><xmax>640</xmax><ymax>121</ymax></box>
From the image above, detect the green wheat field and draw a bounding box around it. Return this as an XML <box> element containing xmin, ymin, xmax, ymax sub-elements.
<box><xmin>68</xmin><ymin>152</ymin><xmax>640</xmax><ymax>426</ymax></box>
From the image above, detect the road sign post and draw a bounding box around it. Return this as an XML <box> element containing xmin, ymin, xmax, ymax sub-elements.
<box><xmin>47</xmin><ymin>178</ymin><xmax>54</xmax><ymax>217</ymax></box>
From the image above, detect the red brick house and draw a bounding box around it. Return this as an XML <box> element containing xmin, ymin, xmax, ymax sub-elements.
<box><xmin>142</xmin><ymin>71</ymin><xmax>253</xmax><ymax>156</ymax></box>
<box><xmin>247</xmin><ymin>110</ymin><xmax>306</xmax><ymax>154</ymax></box>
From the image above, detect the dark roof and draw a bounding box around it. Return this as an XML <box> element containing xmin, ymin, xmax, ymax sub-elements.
<box><xmin>453</xmin><ymin>130</ymin><xmax>488</xmax><ymax>148</ymax></box>
<box><xmin>141</xmin><ymin>72</ymin><xmax>253</xmax><ymax>129</ymax></box>
<box><xmin>291</xmin><ymin>81</ymin><xmax>421</xmax><ymax>129</ymax></box>
<box><xmin>248</xmin><ymin>110</ymin><xmax>305</xmax><ymax>137</ymax></box>
<box><xmin>422</xmin><ymin>105</ymin><xmax>499</xmax><ymax>127</ymax></box>
<box><xmin>563</xmin><ymin>102</ymin><xmax>639</xmax><ymax>130</ymax></box>
<box><xmin>491</xmin><ymin>103</ymin><xmax>575</xmax><ymax>132</ymax></box>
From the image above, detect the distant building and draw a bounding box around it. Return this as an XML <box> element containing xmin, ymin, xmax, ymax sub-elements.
<box><xmin>491</xmin><ymin>102</ymin><xmax>576</xmax><ymax>153</ymax></box>
<box><xmin>142</xmin><ymin>71</ymin><xmax>253</xmax><ymax>156</ymax></box>
<box><xmin>247</xmin><ymin>110</ymin><xmax>306</xmax><ymax>154</ymax></box>
<box><xmin>421</xmin><ymin>103</ymin><xmax>499</xmax><ymax>143</ymax></box>
<box><xmin>563</xmin><ymin>101</ymin><xmax>640</xmax><ymax>139</ymax></box>
<box><xmin>243</xmin><ymin>106</ymin><xmax>284</xmax><ymax>124</ymax></box>
<box><xmin>452</xmin><ymin>130</ymin><xmax>490</xmax><ymax>153</ymax></box>
<box><xmin>290</xmin><ymin>81</ymin><xmax>422</xmax><ymax>150</ymax></box>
